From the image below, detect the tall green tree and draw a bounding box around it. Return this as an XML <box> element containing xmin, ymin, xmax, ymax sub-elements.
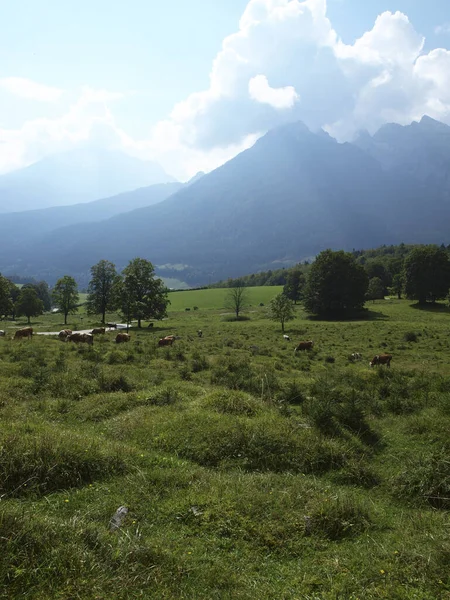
<box><xmin>225</xmin><ymin>280</ymin><xmax>249</xmax><ymax>319</ymax></box>
<box><xmin>86</xmin><ymin>260</ymin><xmax>121</xmax><ymax>323</ymax></box>
<box><xmin>404</xmin><ymin>245</ymin><xmax>450</xmax><ymax>305</ymax></box>
<box><xmin>23</xmin><ymin>281</ymin><xmax>51</xmax><ymax>312</ymax></box>
<box><xmin>304</xmin><ymin>249</ymin><xmax>369</xmax><ymax>317</ymax></box>
<box><xmin>268</xmin><ymin>293</ymin><xmax>295</xmax><ymax>332</ymax></box>
<box><xmin>16</xmin><ymin>287</ymin><xmax>44</xmax><ymax>324</ymax></box>
<box><xmin>52</xmin><ymin>276</ymin><xmax>79</xmax><ymax>325</ymax></box>
<box><xmin>390</xmin><ymin>273</ymin><xmax>403</xmax><ymax>300</ymax></box>
<box><xmin>0</xmin><ymin>274</ymin><xmax>11</xmax><ymax>318</ymax></box>
<box><xmin>8</xmin><ymin>281</ymin><xmax>20</xmax><ymax>320</ymax></box>
<box><xmin>283</xmin><ymin>269</ymin><xmax>305</xmax><ymax>304</ymax></box>
<box><xmin>120</xmin><ymin>258</ymin><xmax>169</xmax><ymax>328</ymax></box>
<box><xmin>366</xmin><ymin>277</ymin><xmax>385</xmax><ymax>303</ymax></box>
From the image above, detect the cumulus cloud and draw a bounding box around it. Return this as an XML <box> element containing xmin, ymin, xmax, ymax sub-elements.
<box><xmin>435</xmin><ymin>23</ymin><xmax>450</xmax><ymax>35</ymax></box>
<box><xmin>0</xmin><ymin>77</ymin><xmax>63</xmax><ymax>102</ymax></box>
<box><xmin>249</xmin><ymin>75</ymin><xmax>299</xmax><ymax>109</ymax></box>
<box><xmin>2</xmin><ymin>0</ymin><xmax>450</xmax><ymax>179</ymax></box>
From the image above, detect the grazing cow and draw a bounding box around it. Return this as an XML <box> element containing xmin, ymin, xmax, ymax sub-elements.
<box><xmin>369</xmin><ymin>353</ymin><xmax>392</xmax><ymax>368</ymax></box>
<box><xmin>197</xmin><ymin>330</ymin><xmax>203</xmax><ymax>338</ymax></box>
<box><xmin>14</xmin><ymin>327</ymin><xmax>33</xmax><ymax>340</ymax></box>
<box><xmin>294</xmin><ymin>340</ymin><xmax>314</xmax><ymax>352</ymax></box>
<box><xmin>91</xmin><ymin>327</ymin><xmax>106</xmax><ymax>335</ymax></box>
<box><xmin>116</xmin><ymin>333</ymin><xmax>131</xmax><ymax>344</ymax></box>
<box><xmin>350</xmin><ymin>352</ymin><xmax>362</xmax><ymax>361</ymax></box>
<box><xmin>58</xmin><ymin>329</ymin><xmax>72</xmax><ymax>341</ymax></box>
<box><xmin>158</xmin><ymin>336</ymin><xmax>175</xmax><ymax>347</ymax></box>
<box><xmin>147</xmin><ymin>323</ymin><xmax>154</xmax><ymax>328</ymax></box>
<box><xmin>0</xmin><ymin>330</ymin><xmax>5</xmax><ymax>337</ymax></box>
<box><xmin>106</xmin><ymin>323</ymin><xmax>117</xmax><ymax>329</ymax></box>
<box><xmin>283</xmin><ymin>335</ymin><xmax>290</xmax><ymax>341</ymax></box>
<box><xmin>68</xmin><ymin>332</ymin><xmax>94</xmax><ymax>345</ymax></box>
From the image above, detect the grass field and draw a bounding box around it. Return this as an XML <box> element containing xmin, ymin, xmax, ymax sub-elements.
<box><xmin>167</xmin><ymin>286</ymin><xmax>283</xmax><ymax>312</ymax></box>
<box><xmin>0</xmin><ymin>293</ymin><xmax>449</xmax><ymax>599</ymax></box>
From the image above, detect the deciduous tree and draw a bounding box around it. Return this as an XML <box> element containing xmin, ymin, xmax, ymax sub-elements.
<box><xmin>120</xmin><ymin>258</ymin><xmax>169</xmax><ymax>328</ymax></box>
<box><xmin>268</xmin><ymin>293</ymin><xmax>295</xmax><ymax>332</ymax></box>
<box><xmin>404</xmin><ymin>245</ymin><xmax>450</xmax><ymax>305</ymax></box>
<box><xmin>366</xmin><ymin>277</ymin><xmax>385</xmax><ymax>303</ymax></box>
<box><xmin>52</xmin><ymin>276</ymin><xmax>79</xmax><ymax>325</ymax></box>
<box><xmin>304</xmin><ymin>249</ymin><xmax>369</xmax><ymax>317</ymax></box>
<box><xmin>86</xmin><ymin>260</ymin><xmax>121</xmax><ymax>323</ymax></box>
<box><xmin>16</xmin><ymin>287</ymin><xmax>44</xmax><ymax>324</ymax></box>
<box><xmin>283</xmin><ymin>269</ymin><xmax>305</xmax><ymax>304</ymax></box>
<box><xmin>225</xmin><ymin>280</ymin><xmax>249</xmax><ymax>319</ymax></box>
<box><xmin>0</xmin><ymin>274</ymin><xmax>11</xmax><ymax>318</ymax></box>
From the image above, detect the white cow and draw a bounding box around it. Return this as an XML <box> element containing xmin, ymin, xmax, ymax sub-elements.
<box><xmin>283</xmin><ymin>335</ymin><xmax>290</xmax><ymax>341</ymax></box>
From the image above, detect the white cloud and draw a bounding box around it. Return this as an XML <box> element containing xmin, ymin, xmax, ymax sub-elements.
<box><xmin>249</xmin><ymin>75</ymin><xmax>299</xmax><ymax>108</ymax></box>
<box><xmin>435</xmin><ymin>23</ymin><xmax>450</xmax><ymax>35</ymax></box>
<box><xmin>0</xmin><ymin>77</ymin><xmax>63</xmax><ymax>102</ymax></box>
<box><xmin>2</xmin><ymin>1</ymin><xmax>450</xmax><ymax>180</ymax></box>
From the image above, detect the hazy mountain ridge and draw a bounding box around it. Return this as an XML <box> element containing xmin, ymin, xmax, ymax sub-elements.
<box><xmin>2</xmin><ymin>117</ymin><xmax>450</xmax><ymax>286</ymax></box>
<box><xmin>0</xmin><ymin>147</ymin><xmax>176</xmax><ymax>213</ymax></box>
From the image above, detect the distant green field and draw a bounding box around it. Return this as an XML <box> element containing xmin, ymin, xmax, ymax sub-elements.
<box><xmin>167</xmin><ymin>286</ymin><xmax>283</xmax><ymax>312</ymax></box>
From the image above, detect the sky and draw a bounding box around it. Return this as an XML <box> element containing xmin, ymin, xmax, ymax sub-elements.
<box><xmin>1</xmin><ymin>0</ymin><xmax>450</xmax><ymax>180</ymax></box>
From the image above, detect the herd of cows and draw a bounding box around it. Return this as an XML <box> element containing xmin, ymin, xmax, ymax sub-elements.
<box><xmin>0</xmin><ymin>326</ymin><xmax>178</xmax><ymax>349</ymax></box>
<box><xmin>0</xmin><ymin>327</ymin><xmax>393</xmax><ymax>368</ymax></box>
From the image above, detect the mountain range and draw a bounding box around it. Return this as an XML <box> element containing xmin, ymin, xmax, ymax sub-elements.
<box><xmin>0</xmin><ymin>147</ymin><xmax>175</xmax><ymax>213</ymax></box>
<box><xmin>1</xmin><ymin>116</ymin><xmax>449</xmax><ymax>287</ymax></box>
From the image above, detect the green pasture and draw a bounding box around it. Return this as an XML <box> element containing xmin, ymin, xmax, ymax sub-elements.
<box><xmin>0</xmin><ymin>296</ymin><xmax>449</xmax><ymax>599</ymax></box>
<box><xmin>167</xmin><ymin>285</ymin><xmax>283</xmax><ymax>312</ymax></box>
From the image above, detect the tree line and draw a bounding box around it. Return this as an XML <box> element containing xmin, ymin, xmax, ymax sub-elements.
<box><xmin>0</xmin><ymin>258</ymin><xmax>169</xmax><ymax>326</ymax></box>
<box><xmin>227</xmin><ymin>245</ymin><xmax>450</xmax><ymax>329</ymax></box>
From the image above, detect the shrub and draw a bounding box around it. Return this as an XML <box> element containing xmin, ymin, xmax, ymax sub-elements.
<box><xmin>193</xmin><ymin>306</ymin><xmax>199</xmax><ymax>310</ymax></box>
<box><xmin>404</xmin><ymin>331</ymin><xmax>418</xmax><ymax>342</ymax></box>
<box><xmin>276</xmin><ymin>380</ymin><xmax>305</xmax><ymax>405</ymax></box>
<box><xmin>325</xmin><ymin>355</ymin><xmax>335</xmax><ymax>364</ymax></box>
<box><xmin>146</xmin><ymin>385</ymin><xmax>181</xmax><ymax>406</ymax></box>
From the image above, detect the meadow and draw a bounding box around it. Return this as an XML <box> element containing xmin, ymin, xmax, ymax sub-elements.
<box><xmin>0</xmin><ymin>292</ymin><xmax>449</xmax><ymax>599</ymax></box>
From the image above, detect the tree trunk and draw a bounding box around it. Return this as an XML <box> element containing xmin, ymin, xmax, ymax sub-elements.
<box><xmin>27</xmin><ymin>315</ymin><xmax>31</xmax><ymax>324</ymax></box>
<box><xmin>64</xmin><ymin>312</ymin><xmax>68</xmax><ymax>325</ymax></box>
<box><xmin>138</xmin><ymin>318</ymin><xmax>141</xmax><ymax>328</ymax></box>
<box><xmin>281</xmin><ymin>320</ymin><xmax>285</xmax><ymax>333</ymax></box>
<box><xmin>102</xmin><ymin>309</ymin><xmax>106</xmax><ymax>324</ymax></box>
<box><xmin>397</xmin><ymin>292</ymin><xmax>401</xmax><ymax>300</ymax></box>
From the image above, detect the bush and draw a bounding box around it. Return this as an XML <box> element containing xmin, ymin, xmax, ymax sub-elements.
<box><xmin>404</xmin><ymin>331</ymin><xmax>418</xmax><ymax>342</ymax></box>
<box><xmin>146</xmin><ymin>385</ymin><xmax>181</xmax><ymax>406</ymax></box>
<box><xmin>276</xmin><ymin>380</ymin><xmax>305</xmax><ymax>405</ymax></box>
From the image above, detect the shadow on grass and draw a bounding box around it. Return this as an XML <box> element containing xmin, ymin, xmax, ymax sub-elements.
<box><xmin>410</xmin><ymin>302</ymin><xmax>450</xmax><ymax>314</ymax></box>
<box><xmin>307</xmin><ymin>309</ymin><xmax>389</xmax><ymax>322</ymax></box>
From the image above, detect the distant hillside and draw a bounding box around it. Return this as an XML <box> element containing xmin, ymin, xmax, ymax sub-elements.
<box><xmin>3</xmin><ymin>118</ymin><xmax>450</xmax><ymax>286</ymax></box>
<box><xmin>0</xmin><ymin>182</ymin><xmax>183</xmax><ymax>275</ymax></box>
<box><xmin>0</xmin><ymin>147</ymin><xmax>176</xmax><ymax>213</ymax></box>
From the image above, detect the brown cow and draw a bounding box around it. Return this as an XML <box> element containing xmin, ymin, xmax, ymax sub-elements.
<box><xmin>369</xmin><ymin>353</ymin><xmax>392</xmax><ymax>368</ymax></box>
<box><xmin>58</xmin><ymin>329</ymin><xmax>72</xmax><ymax>341</ymax></box>
<box><xmin>68</xmin><ymin>332</ymin><xmax>94</xmax><ymax>345</ymax></box>
<box><xmin>91</xmin><ymin>327</ymin><xmax>106</xmax><ymax>335</ymax></box>
<box><xmin>116</xmin><ymin>333</ymin><xmax>131</xmax><ymax>343</ymax></box>
<box><xmin>158</xmin><ymin>335</ymin><xmax>175</xmax><ymax>347</ymax></box>
<box><xmin>14</xmin><ymin>327</ymin><xmax>33</xmax><ymax>340</ymax></box>
<box><xmin>294</xmin><ymin>340</ymin><xmax>314</xmax><ymax>352</ymax></box>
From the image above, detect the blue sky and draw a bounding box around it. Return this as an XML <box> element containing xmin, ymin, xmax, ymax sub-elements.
<box><xmin>1</xmin><ymin>0</ymin><xmax>450</xmax><ymax>179</ymax></box>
